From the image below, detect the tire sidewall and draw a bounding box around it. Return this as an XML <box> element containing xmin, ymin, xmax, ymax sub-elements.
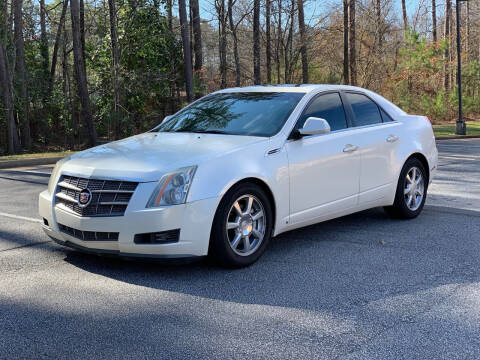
<box><xmin>395</xmin><ymin>158</ymin><xmax>428</xmax><ymax>218</ymax></box>
<box><xmin>210</xmin><ymin>183</ymin><xmax>273</xmax><ymax>267</ymax></box>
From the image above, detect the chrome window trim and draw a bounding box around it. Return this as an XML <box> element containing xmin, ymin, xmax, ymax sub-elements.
<box><xmin>285</xmin><ymin>119</ymin><xmax>400</xmax><ymax>142</ymax></box>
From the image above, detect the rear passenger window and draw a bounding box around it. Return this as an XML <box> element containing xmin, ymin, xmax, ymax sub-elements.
<box><xmin>345</xmin><ymin>93</ymin><xmax>382</xmax><ymax>127</ymax></box>
<box><xmin>296</xmin><ymin>92</ymin><xmax>347</xmax><ymax>131</ymax></box>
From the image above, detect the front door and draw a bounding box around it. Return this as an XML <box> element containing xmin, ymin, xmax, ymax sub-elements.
<box><xmin>286</xmin><ymin>92</ymin><xmax>360</xmax><ymax>225</ymax></box>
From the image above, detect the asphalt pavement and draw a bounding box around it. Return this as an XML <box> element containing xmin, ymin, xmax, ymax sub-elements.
<box><xmin>0</xmin><ymin>139</ymin><xmax>479</xmax><ymax>359</ymax></box>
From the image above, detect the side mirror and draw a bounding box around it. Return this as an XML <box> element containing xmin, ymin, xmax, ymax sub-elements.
<box><xmin>298</xmin><ymin>117</ymin><xmax>331</xmax><ymax>136</ymax></box>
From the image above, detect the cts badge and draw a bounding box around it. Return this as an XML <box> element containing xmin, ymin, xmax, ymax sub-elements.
<box><xmin>78</xmin><ymin>189</ymin><xmax>92</xmax><ymax>208</ymax></box>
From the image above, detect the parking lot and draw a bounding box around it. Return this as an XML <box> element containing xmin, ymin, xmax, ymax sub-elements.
<box><xmin>1</xmin><ymin>138</ymin><xmax>479</xmax><ymax>359</ymax></box>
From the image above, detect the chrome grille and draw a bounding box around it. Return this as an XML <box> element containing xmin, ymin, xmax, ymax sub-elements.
<box><xmin>55</xmin><ymin>175</ymin><xmax>138</xmax><ymax>217</ymax></box>
<box><xmin>58</xmin><ymin>223</ymin><xmax>119</xmax><ymax>241</ymax></box>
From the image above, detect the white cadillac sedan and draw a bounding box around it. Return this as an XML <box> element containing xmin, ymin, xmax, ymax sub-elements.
<box><xmin>40</xmin><ymin>85</ymin><xmax>438</xmax><ymax>267</ymax></box>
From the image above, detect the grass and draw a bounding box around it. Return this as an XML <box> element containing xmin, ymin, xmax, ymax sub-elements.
<box><xmin>433</xmin><ymin>121</ymin><xmax>480</xmax><ymax>137</ymax></box>
<box><xmin>0</xmin><ymin>150</ymin><xmax>75</xmax><ymax>162</ymax></box>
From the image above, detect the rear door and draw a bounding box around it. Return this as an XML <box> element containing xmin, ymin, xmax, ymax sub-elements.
<box><xmin>342</xmin><ymin>92</ymin><xmax>402</xmax><ymax>204</ymax></box>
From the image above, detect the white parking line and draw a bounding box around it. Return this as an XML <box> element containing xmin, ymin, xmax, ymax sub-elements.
<box><xmin>0</xmin><ymin>212</ymin><xmax>42</xmax><ymax>223</ymax></box>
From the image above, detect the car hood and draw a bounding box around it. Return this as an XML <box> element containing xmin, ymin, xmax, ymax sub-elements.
<box><xmin>60</xmin><ymin>132</ymin><xmax>266</xmax><ymax>182</ymax></box>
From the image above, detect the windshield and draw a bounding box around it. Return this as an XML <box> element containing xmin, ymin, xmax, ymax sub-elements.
<box><xmin>153</xmin><ymin>92</ymin><xmax>305</xmax><ymax>137</ymax></box>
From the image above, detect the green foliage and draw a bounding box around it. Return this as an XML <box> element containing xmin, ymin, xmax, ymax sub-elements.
<box><xmin>388</xmin><ymin>30</ymin><xmax>479</xmax><ymax>123</ymax></box>
<box><xmin>88</xmin><ymin>0</ymin><xmax>183</xmax><ymax>138</ymax></box>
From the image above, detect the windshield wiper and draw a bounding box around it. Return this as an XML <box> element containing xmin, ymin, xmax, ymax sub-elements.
<box><xmin>174</xmin><ymin>129</ymin><xmax>230</xmax><ymax>135</ymax></box>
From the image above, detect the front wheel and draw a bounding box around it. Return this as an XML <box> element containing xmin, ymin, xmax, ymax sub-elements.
<box><xmin>384</xmin><ymin>158</ymin><xmax>428</xmax><ymax>219</ymax></box>
<box><xmin>209</xmin><ymin>183</ymin><xmax>273</xmax><ymax>268</ymax></box>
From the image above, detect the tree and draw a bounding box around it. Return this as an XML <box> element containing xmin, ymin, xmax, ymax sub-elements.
<box><xmin>266</xmin><ymin>0</ymin><xmax>272</xmax><ymax>83</ymax></box>
<box><xmin>228</xmin><ymin>0</ymin><xmax>240</xmax><ymax>86</ymax></box>
<box><xmin>14</xmin><ymin>0</ymin><xmax>31</xmax><ymax>150</ymax></box>
<box><xmin>253</xmin><ymin>0</ymin><xmax>261</xmax><ymax>84</ymax></box>
<box><xmin>276</xmin><ymin>0</ymin><xmax>282</xmax><ymax>83</ymax></box>
<box><xmin>190</xmin><ymin>0</ymin><xmax>203</xmax><ymax>72</ymax></box>
<box><xmin>376</xmin><ymin>0</ymin><xmax>382</xmax><ymax>48</ymax></box>
<box><xmin>284</xmin><ymin>0</ymin><xmax>294</xmax><ymax>83</ymax></box>
<box><xmin>108</xmin><ymin>0</ymin><xmax>120</xmax><ymax>139</ymax></box>
<box><xmin>431</xmin><ymin>0</ymin><xmax>437</xmax><ymax>42</ymax></box>
<box><xmin>49</xmin><ymin>0</ymin><xmax>69</xmax><ymax>95</ymax></box>
<box><xmin>167</xmin><ymin>0</ymin><xmax>177</xmax><ymax>112</ymax></box>
<box><xmin>297</xmin><ymin>0</ymin><xmax>308</xmax><ymax>83</ymax></box>
<box><xmin>215</xmin><ymin>0</ymin><xmax>227</xmax><ymax>88</ymax></box>
<box><xmin>0</xmin><ymin>39</ymin><xmax>20</xmax><ymax>154</ymax></box>
<box><xmin>178</xmin><ymin>0</ymin><xmax>194</xmax><ymax>101</ymax></box>
<box><xmin>39</xmin><ymin>0</ymin><xmax>49</xmax><ymax>97</ymax></box>
<box><xmin>401</xmin><ymin>0</ymin><xmax>408</xmax><ymax>38</ymax></box>
<box><xmin>70</xmin><ymin>0</ymin><xmax>97</xmax><ymax>146</ymax></box>
<box><xmin>444</xmin><ymin>0</ymin><xmax>452</xmax><ymax>90</ymax></box>
<box><xmin>349</xmin><ymin>0</ymin><xmax>356</xmax><ymax>85</ymax></box>
<box><xmin>343</xmin><ymin>0</ymin><xmax>349</xmax><ymax>84</ymax></box>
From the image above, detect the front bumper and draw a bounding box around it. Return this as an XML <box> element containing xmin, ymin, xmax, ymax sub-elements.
<box><xmin>39</xmin><ymin>184</ymin><xmax>218</xmax><ymax>258</ymax></box>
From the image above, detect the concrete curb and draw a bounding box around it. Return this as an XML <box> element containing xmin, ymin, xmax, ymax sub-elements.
<box><xmin>436</xmin><ymin>135</ymin><xmax>480</xmax><ymax>140</ymax></box>
<box><xmin>0</xmin><ymin>156</ymin><xmax>63</xmax><ymax>169</ymax></box>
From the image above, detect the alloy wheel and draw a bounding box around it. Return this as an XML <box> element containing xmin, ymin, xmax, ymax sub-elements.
<box><xmin>226</xmin><ymin>194</ymin><xmax>266</xmax><ymax>256</ymax></box>
<box><xmin>404</xmin><ymin>166</ymin><xmax>425</xmax><ymax>211</ymax></box>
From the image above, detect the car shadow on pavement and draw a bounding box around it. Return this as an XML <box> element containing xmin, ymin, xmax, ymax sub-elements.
<box><xmin>60</xmin><ymin>206</ymin><xmax>480</xmax><ymax>314</ymax></box>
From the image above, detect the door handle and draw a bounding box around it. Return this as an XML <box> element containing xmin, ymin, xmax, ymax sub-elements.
<box><xmin>386</xmin><ymin>135</ymin><xmax>399</xmax><ymax>143</ymax></box>
<box><xmin>343</xmin><ymin>144</ymin><xmax>358</xmax><ymax>153</ymax></box>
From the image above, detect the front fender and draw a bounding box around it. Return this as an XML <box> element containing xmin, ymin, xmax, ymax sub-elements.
<box><xmin>187</xmin><ymin>140</ymin><xmax>290</xmax><ymax>236</ymax></box>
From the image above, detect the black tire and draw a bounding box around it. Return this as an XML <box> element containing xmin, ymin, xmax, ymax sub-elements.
<box><xmin>209</xmin><ymin>183</ymin><xmax>273</xmax><ymax>268</ymax></box>
<box><xmin>384</xmin><ymin>157</ymin><xmax>428</xmax><ymax>219</ymax></box>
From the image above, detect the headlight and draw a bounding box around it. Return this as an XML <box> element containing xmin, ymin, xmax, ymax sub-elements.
<box><xmin>146</xmin><ymin>166</ymin><xmax>197</xmax><ymax>207</ymax></box>
<box><xmin>47</xmin><ymin>157</ymin><xmax>69</xmax><ymax>194</ymax></box>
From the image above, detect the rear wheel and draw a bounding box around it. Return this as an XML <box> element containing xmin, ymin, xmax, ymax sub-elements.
<box><xmin>209</xmin><ymin>183</ymin><xmax>273</xmax><ymax>268</ymax></box>
<box><xmin>384</xmin><ymin>158</ymin><xmax>427</xmax><ymax>219</ymax></box>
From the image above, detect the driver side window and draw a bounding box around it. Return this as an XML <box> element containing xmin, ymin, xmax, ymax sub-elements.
<box><xmin>296</xmin><ymin>92</ymin><xmax>348</xmax><ymax>132</ymax></box>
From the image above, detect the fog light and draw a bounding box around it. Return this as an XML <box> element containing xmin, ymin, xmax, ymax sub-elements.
<box><xmin>134</xmin><ymin>229</ymin><xmax>180</xmax><ymax>244</ymax></box>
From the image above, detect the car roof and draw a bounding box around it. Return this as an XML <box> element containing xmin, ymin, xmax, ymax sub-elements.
<box><xmin>213</xmin><ymin>84</ymin><xmax>369</xmax><ymax>94</ymax></box>
<box><xmin>212</xmin><ymin>84</ymin><xmax>408</xmax><ymax>117</ymax></box>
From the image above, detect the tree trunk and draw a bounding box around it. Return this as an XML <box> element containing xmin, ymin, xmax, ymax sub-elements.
<box><xmin>297</xmin><ymin>0</ymin><xmax>308</xmax><ymax>83</ymax></box>
<box><xmin>401</xmin><ymin>0</ymin><xmax>408</xmax><ymax>38</ymax></box>
<box><xmin>0</xmin><ymin>39</ymin><xmax>20</xmax><ymax>154</ymax></box>
<box><xmin>108</xmin><ymin>0</ymin><xmax>120</xmax><ymax>139</ymax></box>
<box><xmin>39</xmin><ymin>0</ymin><xmax>49</xmax><ymax>96</ymax></box>
<box><xmin>62</xmin><ymin>25</ymin><xmax>72</xmax><ymax>148</ymax></box>
<box><xmin>49</xmin><ymin>0</ymin><xmax>69</xmax><ymax>95</ymax></box>
<box><xmin>348</xmin><ymin>0</ymin><xmax>356</xmax><ymax>85</ymax></box>
<box><xmin>14</xmin><ymin>0</ymin><xmax>31</xmax><ymax>150</ymax></box>
<box><xmin>431</xmin><ymin>0</ymin><xmax>437</xmax><ymax>42</ymax></box>
<box><xmin>218</xmin><ymin>0</ymin><xmax>227</xmax><ymax>88</ymax></box>
<box><xmin>343</xmin><ymin>0</ymin><xmax>349</xmax><ymax>84</ymax></box>
<box><xmin>228</xmin><ymin>0</ymin><xmax>240</xmax><ymax>86</ymax></box>
<box><xmin>444</xmin><ymin>0</ymin><xmax>451</xmax><ymax>90</ymax></box>
<box><xmin>167</xmin><ymin>0</ymin><xmax>177</xmax><ymax>112</ymax></box>
<box><xmin>190</xmin><ymin>0</ymin><xmax>202</xmax><ymax>72</ymax></box>
<box><xmin>276</xmin><ymin>0</ymin><xmax>282</xmax><ymax>84</ymax></box>
<box><xmin>376</xmin><ymin>0</ymin><xmax>382</xmax><ymax>48</ymax></box>
<box><xmin>253</xmin><ymin>0</ymin><xmax>261</xmax><ymax>84</ymax></box>
<box><xmin>8</xmin><ymin>0</ymin><xmax>15</xmax><ymax>87</ymax></box>
<box><xmin>70</xmin><ymin>0</ymin><xmax>97</xmax><ymax>146</ymax></box>
<box><xmin>1</xmin><ymin>0</ymin><xmax>7</xmax><ymax>47</ymax></box>
<box><xmin>178</xmin><ymin>0</ymin><xmax>194</xmax><ymax>102</ymax></box>
<box><xmin>284</xmin><ymin>0</ymin><xmax>294</xmax><ymax>83</ymax></box>
<box><xmin>266</xmin><ymin>0</ymin><xmax>271</xmax><ymax>83</ymax></box>
<box><xmin>79</xmin><ymin>0</ymin><xmax>85</xmax><ymax>57</ymax></box>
